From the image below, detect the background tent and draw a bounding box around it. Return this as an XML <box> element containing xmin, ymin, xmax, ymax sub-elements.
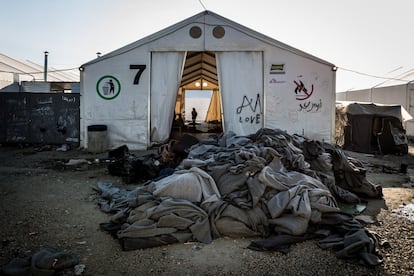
<box><xmin>335</xmin><ymin>101</ymin><xmax>411</xmax><ymax>154</ymax></box>
<box><xmin>336</xmin><ymin>71</ymin><xmax>414</xmax><ymax>136</ymax></box>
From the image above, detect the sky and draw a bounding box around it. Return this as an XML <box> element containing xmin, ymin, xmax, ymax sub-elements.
<box><xmin>2</xmin><ymin>0</ymin><xmax>414</xmax><ymax>92</ymax></box>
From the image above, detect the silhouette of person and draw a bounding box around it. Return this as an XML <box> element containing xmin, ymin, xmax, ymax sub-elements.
<box><xmin>191</xmin><ymin>107</ymin><xmax>198</xmax><ymax>128</ymax></box>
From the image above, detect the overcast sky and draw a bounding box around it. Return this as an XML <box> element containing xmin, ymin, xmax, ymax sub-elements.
<box><xmin>2</xmin><ymin>0</ymin><xmax>413</xmax><ymax>92</ymax></box>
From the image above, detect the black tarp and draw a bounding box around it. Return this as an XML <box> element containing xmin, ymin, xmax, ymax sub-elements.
<box><xmin>335</xmin><ymin>102</ymin><xmax>409</xmax><ymax>155</ymax></box>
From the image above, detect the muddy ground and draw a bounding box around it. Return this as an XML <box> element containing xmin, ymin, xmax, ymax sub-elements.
<box><xmin>0</xmin><ymin>143</ymin><xmax>413</xmax><ymax>275</ymax></box>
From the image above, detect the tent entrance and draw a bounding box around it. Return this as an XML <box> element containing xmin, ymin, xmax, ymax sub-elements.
<box><xmin>150</xmin><ymin>51</ymin><xmax>263</xmax><ymax>145</ymax></box>
<box><xmin>172</xmin><ymin>51</ymin><xmax>264</xmax><ymax>140</ymax></box>
<box><xmin>171</xmin><ymin>51</ymin><xmax>223</xmax><ymax>140</ymax></box>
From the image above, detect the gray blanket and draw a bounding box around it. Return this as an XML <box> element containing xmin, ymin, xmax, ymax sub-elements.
<box><xmin>95</xmin><ymin>128</ymin><xmax>383</xmax><ymax>266</ymax></box>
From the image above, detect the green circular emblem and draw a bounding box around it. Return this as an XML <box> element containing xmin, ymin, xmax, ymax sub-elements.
<box><xmin>96</xmin><ymin>75</ymin><xmax>121</xmax><ymax>100</ymax></box>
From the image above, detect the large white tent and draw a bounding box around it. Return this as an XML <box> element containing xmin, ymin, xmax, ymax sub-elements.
<box><xmin>80</xmin><ymin>10</ymin><xmax>336</xmax><ymax>150</ymax></box>
<box><xmin>0</xmin><ymin>53</ymin><xmax>79</xmax><ymax>86</ymax></box>
<box><xmin>337</xmin><ymin>69</ymin><xmax>414</xmax><ymax>136</ymax></box>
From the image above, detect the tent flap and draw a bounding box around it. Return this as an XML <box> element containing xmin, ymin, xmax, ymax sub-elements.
<box><xmin>205</xmin><ymin>90</ymin><xmax>222</xmax><ymax>122</ymax></box>
<box><xmin>216</xmin><ymin>52</ymin><xmax>263</xmax><ymax>136</ymax></box>
<box><xmin>150</xmin><ymin>52</ymin><xmax>186</xmax><ymax>143</ymax></box>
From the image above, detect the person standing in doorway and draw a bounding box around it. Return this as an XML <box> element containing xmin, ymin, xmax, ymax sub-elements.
<box><xmin>191</xmin><ymin>107</ymin><xmax>198</xmax><ymax>128</ymax></box>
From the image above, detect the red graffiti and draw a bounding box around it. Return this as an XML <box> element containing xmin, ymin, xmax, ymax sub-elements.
<box><xmin>294</xmin><ymin>80</ymin><xmax>314</xmax><ymax>100</ymax></box>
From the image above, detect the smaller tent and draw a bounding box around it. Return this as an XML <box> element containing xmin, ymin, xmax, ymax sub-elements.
<box><xmin>335</xmin><ymin>101</ymin><xmax>411</xmax><ymax>155</ymax></box>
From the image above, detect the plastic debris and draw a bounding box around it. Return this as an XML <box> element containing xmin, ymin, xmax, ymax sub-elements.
<box><xmin>74</xmin><ymin>264</ymin><xmax>86</xmax><ymax>275</ymax></box>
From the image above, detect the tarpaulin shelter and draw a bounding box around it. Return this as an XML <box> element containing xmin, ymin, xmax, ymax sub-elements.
<box><xmin>80</xmin><ymin>10</ymin><xmax>336</xmax><ymax>150</ymax></box>
<box><xmin>336</xmin><ymin>70</ymin><xmax>414</xmax><ymax>136</ymax></box>
<box><xmin>335</xmin><ymin>101</ymin><xmax>411</xmax><ymax>154</ymax></box>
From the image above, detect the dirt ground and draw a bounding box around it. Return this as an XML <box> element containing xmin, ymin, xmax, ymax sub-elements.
<box><xmin>0</xmin><ymin>143</ymin><xmax>413</xmax><ymax>275</ymax></box>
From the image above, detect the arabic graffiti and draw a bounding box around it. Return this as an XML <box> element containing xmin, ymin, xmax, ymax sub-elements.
<box><xmin>298</xmin><ymin>99</ymin><xmax>322</xmax><ymax>112</ymax></box>
<box><xmin>294</xmin><ymin>80</ymin><xmax>314</xmax><ymax>100</ymax></box>
<box><xmin>236</xmin><ymin>93</ymin><xmax>261</xmax><ymax>124</ymax></box>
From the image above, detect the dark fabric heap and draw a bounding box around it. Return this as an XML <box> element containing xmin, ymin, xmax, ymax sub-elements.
<box><xmin>95</xmin><ymin>128</ymin><xmax>384</xmax><ymax>266</ymax></box>
<box><xmin>107</xmin><ymin>134</ymin><xmax>199</xmax><ymax>183</ymax></box>
<box><xmin>0</xmin><ymin>247</ymin><xmax>78</xmax><ymax>276</ymax></box>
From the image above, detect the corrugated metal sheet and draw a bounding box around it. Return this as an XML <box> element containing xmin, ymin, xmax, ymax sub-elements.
<box><xmin>21</xmin><ymin>82</ymin><xmax>51</xmax><ymax>92</ymax></box>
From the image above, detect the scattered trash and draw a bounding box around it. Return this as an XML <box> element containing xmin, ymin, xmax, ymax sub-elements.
<box><xmin>192</xmin><ymin>245</ymin><xmax>203</xmax><ymax>251</ymax></box>
<box><xmin>0</xmin><ymin>247</ymin><xmax>79</xmax><ymax>275</ymax></box>
<box><xmin>354</xmin><ymin>215</ymin><xmax>376</xmax><ymax>224</ymax></box>
<box><xmin>337</xmin><ymin>202</ymin><xmax>367</xmax><ymax>215</ymax></box>
<box><xmin>33</xmin><ymin>145</ymin><xmax>53</xmax><ymax>152</ymax></box>
<box><xmin>392</xmin><ymin>201</ymin><xmax>414</xmax><ymax>222</ymax></box>
<box><xmin>107</xmin><ymin>146</ymin><xmax>166</xmax><ymax>183</ymax></box>
<box><xmin>107</xmin><ymin>134</ymin><xmax>199</xmax><ymax>183</ymax></box>
<box><xmin>74</xmin><ymin>263</ymin><xmax>86</xmax><ymax>275</ymax></box>
<box><xmin>56</xmin><ymin>144</ymin><xmax>71</xmax><ymax>152</ymax></box>
<box><xmin>76</xmin><ymin>241</ymin><xmax>87</xmax><ymax>245</ymax></box>
<box><xmin>65</xmin><ymin>159</ymin><xmax>88</xmax><ymax>166</ymax></box>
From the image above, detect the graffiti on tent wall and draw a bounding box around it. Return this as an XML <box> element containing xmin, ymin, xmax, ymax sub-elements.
<box><xmin>62</xmin><ymin>95</ymin><xmax>76</xmax><ymax>103</ymax></box>
<box><xmin>293</xmin><ymin>78</ymin><xmax>322</xmax><ymax>113</ymax></box>
<box><xmin>294</xmin><ymin>80</ymin><xmax>313</xmax><ymax>100</ymax></box>
<box><xmin>298</xmin><ymin>98</ymin><xmax>322</xmax><ymax>112</ymax></box>
<box><xmin>0</xmin><ymin>93</ymin><xmax>80</xmax><ymax>144</ymax></box>
<box><xmin>236</xmin><ymin>93</ymin><xmax>261</xmax><ymax>124</ymax></box>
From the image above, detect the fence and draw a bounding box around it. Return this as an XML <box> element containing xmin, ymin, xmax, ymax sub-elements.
<box><xmin>0</xmin><ymin>92</ymin><xmax>80</xmax><ymax>145</ymax></box>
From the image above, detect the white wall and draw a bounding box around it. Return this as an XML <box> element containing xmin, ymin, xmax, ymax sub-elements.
<box><xmin>263</xmin><ymin>47</ymin><xmax>335</xmax><ymax>142</ymax></box>
<box><xmin>372</xmin><ymin>85</ymin><xmax>406</xmax><ymax>106</ymax></box>
<box><xmin>80</xmin><ymin>50</ymin><xmax>150</xmax><ymax>150</ymax></box>
<box><xmin>345</xmin><ymin>89</ymin><xmax>371</xmax><ymax>102</ymax></box>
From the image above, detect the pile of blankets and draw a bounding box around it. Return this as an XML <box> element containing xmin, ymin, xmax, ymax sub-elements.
<box><xmin>96</xmin><ymin>128</ymin><xmax>384</xmax><ymax>266</ymax></box>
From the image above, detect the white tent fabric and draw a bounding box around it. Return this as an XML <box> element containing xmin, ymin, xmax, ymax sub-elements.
<box><xmin>205</xmin><ymin>89</ymin><xmax>222</xmax><ymax>122</ymax></box>
<box><xmin>150</xmin><ymin>52</ymin><xmax>186</xmax><ymax>143</ymax></box>
<box><xmin>216</xmin><ymin>52</ymin><xmax>263</xmax><ymax>136</ymax></box>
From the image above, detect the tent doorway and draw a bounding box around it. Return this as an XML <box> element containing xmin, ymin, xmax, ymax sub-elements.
<box><xmin>150</xmin><ymin>51</ymin><xmax>263</xmax><ymax>145</ymax></box>
<box><xmin>172</xmin><ymin>51</ymin><xmax>223</xmax><ymax>140</ymax></box>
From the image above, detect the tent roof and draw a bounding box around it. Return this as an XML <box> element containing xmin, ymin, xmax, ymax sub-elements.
<box><xmin>81</xmin><ymin>10</ymin><xmax>334</xmax><ymax>88</ymax></box>
<box><xmin>181</xmin><ymin>51</ymin><xmax>218</xmax><ymax>88</ymax></box>
<box><xmin>371</xmin><ymin>68</ymin><xmax>414</xmax><ymax>88</ymax></box>
<box><xmin>336</xmin><ymin>101</ymin><xmax>413</xmax><ymax>122</ymax></box>
<box><xmin>0</xmin><ymin>53</ymin><xmax>79</xmax><ymax>82</ymax></box>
